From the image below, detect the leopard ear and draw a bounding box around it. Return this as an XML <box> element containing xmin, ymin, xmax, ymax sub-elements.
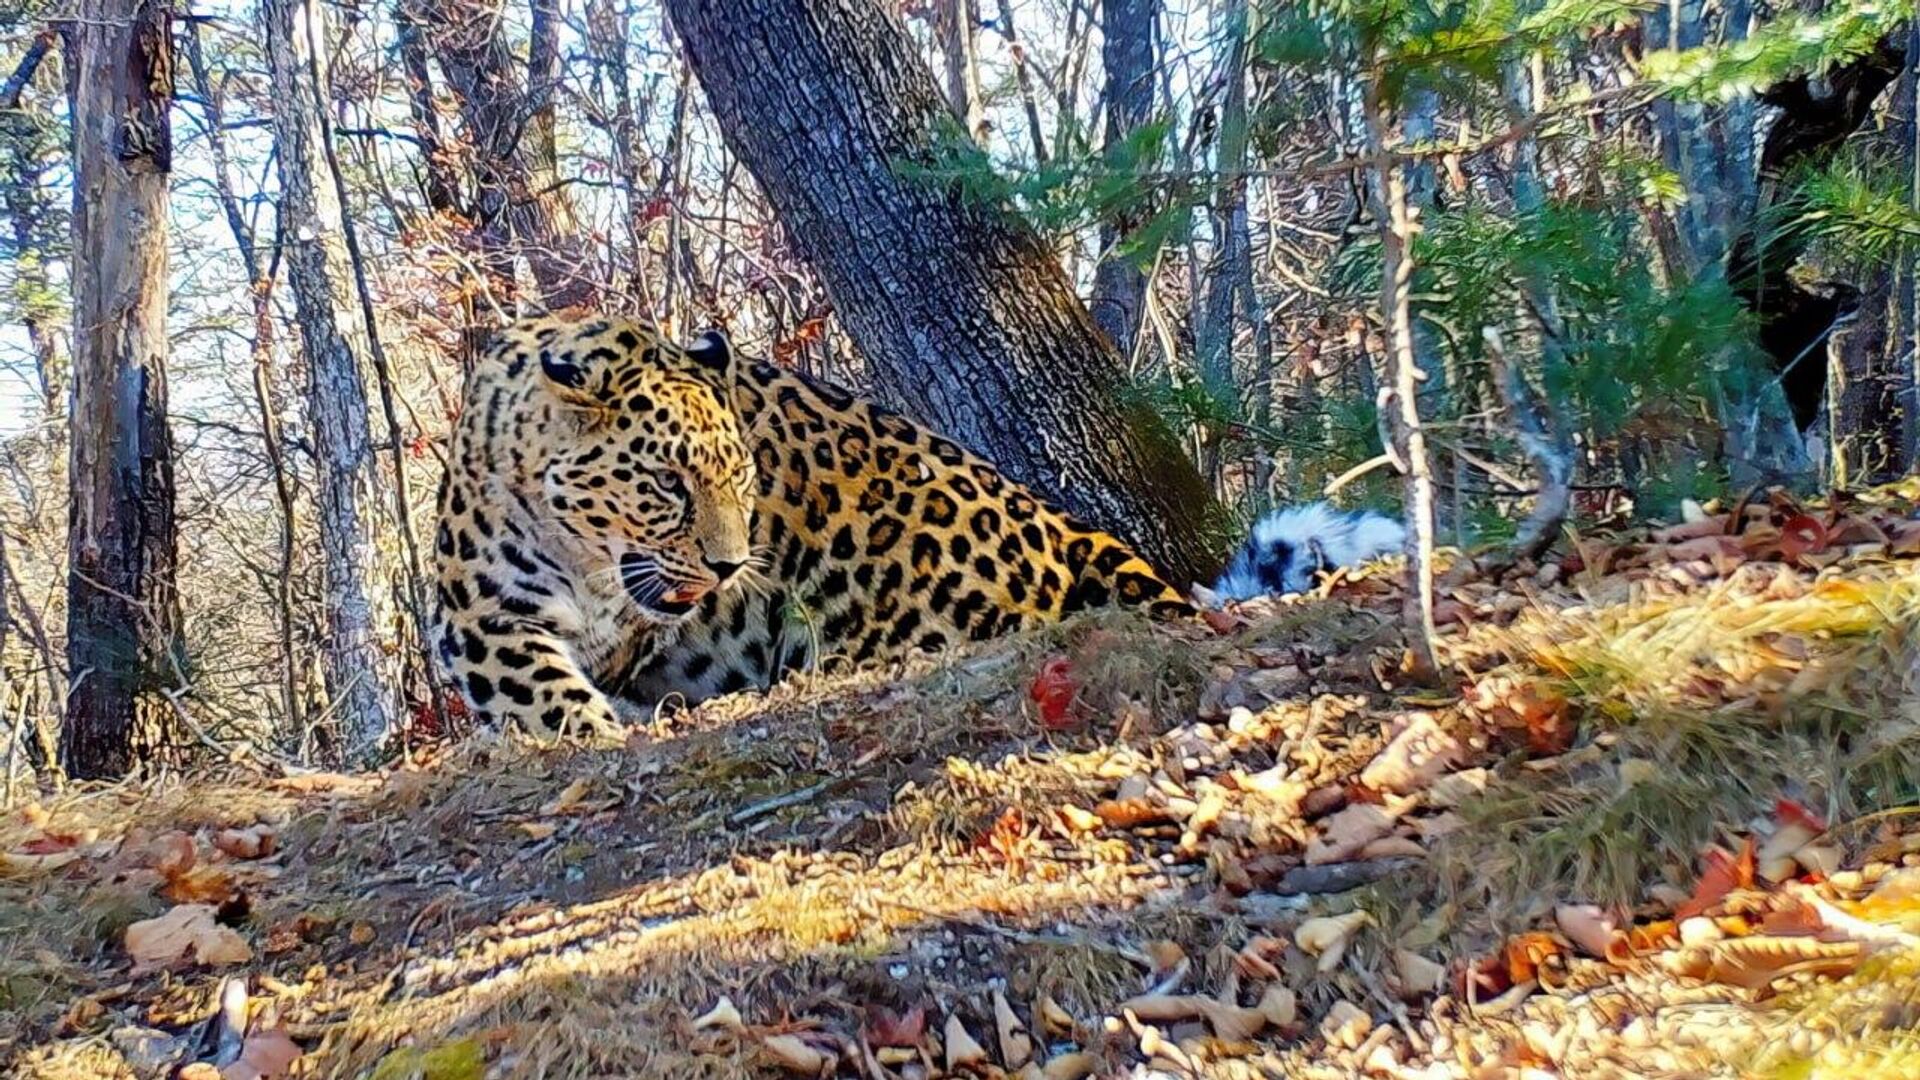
<box><xmin>684</xmin><ymin>329</ymin><xmax>732</xmax><ymax>374</ymax></box>
<box><xmin>538</xmin><ymin>343</ymin><xmax>619</xmax><ymax>409</ymax></box>
<box><xmin>540</xmin><ymin>350</ymin><xmax>589</xmax><ymax>391</ymax></box>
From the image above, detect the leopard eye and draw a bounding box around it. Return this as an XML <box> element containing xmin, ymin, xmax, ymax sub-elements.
<box><xmin>653</xmin><ymin>468</ymin><xmax>684</xmax><ymax>493</ymax></box>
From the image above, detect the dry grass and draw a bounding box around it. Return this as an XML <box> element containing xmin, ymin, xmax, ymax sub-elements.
<box><xmin>5</xmin><ymin>551</ymin><xmax>1920</xmax><ymax>1078</ymax></box>
<box><xmin>1430</xmin><ymin>562</ymin><xmax>1920</xmax><ymax>940</ymax></box>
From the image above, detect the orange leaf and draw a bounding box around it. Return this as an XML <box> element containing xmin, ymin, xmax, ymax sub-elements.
<box><xmin>162</xmin><ymin>866</ymin><xmax>242</xmax><ymax>906</ymax></box>
<box><xmin>1677</xmin><ymin>839</ymin><xmax>1757</xmax><ymax>920</ymax></box>
<box><xmin>977</xmin><ymin>807</ymin><xmax>1031</xmax><ymax>867</ymax></box>
<box><xmin>1503</xmin><ymin>932</ymin><xmax>1567</xmax><ymax>985</ymax></box>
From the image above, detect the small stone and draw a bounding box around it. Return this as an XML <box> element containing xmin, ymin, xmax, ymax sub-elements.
<box><xmin>110</xmin><ymin>1026</ymin><xmax>189</xmax><ymax>1078</ymax></box>
<box><xmin>1677</xmin><ymin>917</ymin><xmax>1722</xmax><ymax>947</ymax></box>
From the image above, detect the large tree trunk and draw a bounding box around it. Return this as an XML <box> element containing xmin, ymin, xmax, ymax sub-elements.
<box><xmin>1089</xmin><ymin>0</ymin><xmax>1158</xmax><ymax>357</ymax></box>
<box><xmin>266</xmin><ymin>0</ymin><xmax>398</xmax><ymax>757</ymax></box>
<box><xmin>60</xmin><ymin>0</ymin><xmax>185</xmax><ymax>777</ymax></box>
<box><xmin>664</xmin><ymin>0</ymin><xmax>1225</xmax><ymax>584</ymax></box>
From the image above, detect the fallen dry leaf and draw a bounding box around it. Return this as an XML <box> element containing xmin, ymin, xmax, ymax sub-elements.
<box><xmin>1295</xmin><ymin>910</ymin><xmax>1371</xmax><ymax>973</ymax></box>
<box><xmin>1677</xmin><ymin>839</ymin><xmax>1757</xmax><ymax>920</ymax></box>
<box><xmin>944</xmin><ymin>1013</ymin><xmax>988</xmax><ymax>1071</ymax></box>
<box><xmin>1554</xmin><ymin>904</ymin><xmax>1621</xmax><ymax>960</ymax></box>
<box><xmin>1305</xmin><ymin>803</ymin><xmax>1396</xmax><ymax>865</ymax></box>
<box><xmin>1093</xmin><ymin>797</ymin><xmax>1172</xmax><ymax>829</ymax></box>
<box><xmin>1</xmin><ymin>849</ymin><xmax>81</xmax><ymax>876</ymax></box>
<box><xmin>1503</xmin><ymin>931</ymin><xmax>1569</xmax><ymax>987</ymax></box>
<box><xmin>212</xmin><ymin>825</ymin><xmax>277</xmax><ymax>861</ymax></box>
<box><xmin>1039</xmin><ymin>1051</ymin><xmax>1098</xmax><ymax>1080</ymax></box>
<box><xmin>1663</xmin><ymin>935</ymin><xmax>1864</xmax><ymax>992</ymax></box>
<box><xmin>1393</xmin><ymin>948</ymin><xmax>1446</xmax><ymax>998</ymax></box>
<box><xmin>1320</xmin><ymin>1000</ymin><xmax>1373</xmax><ymax>1050</ymax></box>
<box><xmin>993</xmin><ymin>989</ymin><xmax>1032</xmax><ymax>1069</ymax></box>
<box><xmin>219</xmin><ymin>1028</ymin><xmax>302</xmax><ymax>1080</ymax></box>
<box><xmin>761</xmin><ymin>1033</ymin><xmax>835</xmax><ymax>1074</ymax></box>
<box><xmin>161</xmin><ymin>865</ymin><xmax>242</xmax><ymax>906</ymax></box>
<box><xmin>126</xmin><ymin>904</ymin><xmax>252</xmax><ymax>973</ymax></box>
<box><xmin>540</xmin><ymin>778</ymin><xmax>595</xmax><ymax>816</ymax></box>
<box><xmin>1358</xmin><ymin>713</ymin><xmax>1464</xmax><ymax>795</ymax></box>
<box><xmin>154</xmin><ymin>831</ymin><xmax>197</xmax><ymax>878</ymax></box>
<box><xmin>1257</xmin><ymin>984</ymin><xmax>1297</xmax><ymax>1028</ymax></box>
<box><xmin>866</xmin><ymin>1004</ymin><xmax>926</xmax><ymax>1048</ymax></box>
<box><xmin>692</xmin><ymin>997</ymin><xmax>744</xmax><ymax>1034</ymax></box>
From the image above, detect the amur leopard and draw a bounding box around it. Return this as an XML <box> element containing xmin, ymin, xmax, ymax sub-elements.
<box><xmin>432</xmin><ymin>313</ymin><xmax>1193</xmax><ymax>739</ymax></box>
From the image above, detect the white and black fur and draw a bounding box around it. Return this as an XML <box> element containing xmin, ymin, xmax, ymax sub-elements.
<box><xmin>1210</xmin><ymin>503</ymin><xmax>1406</xmax><ymax>602</ymax></box>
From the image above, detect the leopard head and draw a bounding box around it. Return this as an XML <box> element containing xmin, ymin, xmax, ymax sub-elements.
<box><xmin>532</xmin><ymin>320</ymin><xmax>756</xmax><ymax>619</ymax></box>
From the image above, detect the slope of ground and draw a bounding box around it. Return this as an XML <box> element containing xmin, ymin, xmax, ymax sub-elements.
<box><xmin>4</xmin><ymin>488</ymin><xmax>1920</xmax><ymax>1080</ymax></box>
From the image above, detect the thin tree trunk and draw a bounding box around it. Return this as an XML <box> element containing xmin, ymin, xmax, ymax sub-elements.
<box><xmin>307</xmin><ymin>1</ymin><xmax>449</xmax><ymax>743</ymax></box>
<box><xmin>1907</xmin><ymin>16</ymin><xmax>1920</xmax><ymax>470</ymax></box>
<box><xmin>0</xmin><ymin>31</ymin><xmax>65</xmax><ymax>419</ymax></box>
<box><xmin>665</xmin><ymin>0</ymin><xmax>1226</xmax><ymax>583</ymax></box>
<box><xmin>395</xmin><ymin>1</ymin><xmax>461</xmax><ymax>214</ymax></box>
<box><xmin>1197</xmin><ymin>7</ymin><xmax>1250</xmax><ymax>487</ymax></box>
<box><xmin>59</xmin><ymin>0</ymin><xmax>185</xmax><ymax>777</ymax></box>
<box><xmin>583</xmin><ymin>0</ymin><xmax>651</xmax><ymax>301</ymax></box>
<box><xmin>185</xmin><ymin>24</ymin><xmax>304</xmax><ymax>736</ymax></box>
<box><xmin>266</xmin><ymin>0</ymin><xmax>397</xmax><ymax>757</ymax></box>
<box><xmin>938</xmin><ymin>0</ymin><xmax>987</xmax><ymax>140</ymax></box>
<box><xmin>420</xmin><ymin>0</ymin><xmax>593</xmax><ymax>310</ymax></box>
<box><xmin>1089</xmin><ymin>0</ymin><xmax>1159</xmax><ymax>358</ymax></box>
<box><xmin>1497</xmin><ymin>36</ymin><xmax>1574</xmax><ymax>556</ymax></box>
<box><xmin>989</xmin><ymin>0</ymin><xmax>1049</xmax><ymax>164</ymax></box>
<box><xmin>1361</xmin><ymin>81</ymin><xmax>1439</xmax><ymax>682</ymax></box>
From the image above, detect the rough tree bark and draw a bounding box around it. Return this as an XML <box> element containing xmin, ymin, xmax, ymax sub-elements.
<box><xmin>1089</xmin><ymin>0</ymin><xmax>1158</xmax><ymax>358</ymax></box>
<box><xmin>266</xmin><ymin>0</ymin><xmax>398</xmax><ymax>756</ymax></box>
<box><xmin>664</xmin><ymin>0</ymin><xmax>1225</xmax><ymax>584</ymax></box>
<box><xmin>59</xmin><ymin>0</ymin><xmax>186</xmax><ymax>777</ymax></box>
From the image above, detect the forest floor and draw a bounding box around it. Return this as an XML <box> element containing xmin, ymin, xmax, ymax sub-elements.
<box><xmin>5</xmin><ymin>488</ymin><xmax>1920</xmax><ymax>1080</ymax></box>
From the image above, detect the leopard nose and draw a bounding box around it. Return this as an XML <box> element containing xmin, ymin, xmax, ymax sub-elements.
<box><xmin>703</xmin><ymin>556</ymin><xmax>746</xmax><ymax>584</ymax></box>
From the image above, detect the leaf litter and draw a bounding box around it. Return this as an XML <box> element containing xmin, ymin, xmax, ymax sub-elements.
<box><xmin>3</xmin><ymin>484</ymin><xmax>1920</xmax><ymax>1078</ymax></box>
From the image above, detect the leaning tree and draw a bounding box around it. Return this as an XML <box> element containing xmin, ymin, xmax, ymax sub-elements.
<box><xmin>663</xmin><ymin>0</ymin><xmax>1225</xmax><ymax>585</ymax></box>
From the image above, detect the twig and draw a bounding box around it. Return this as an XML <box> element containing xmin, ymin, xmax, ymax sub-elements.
<box><xmin>2</xmin><ymin>683</ymin><xmax>24</xmax><ymax>806</ymax></box>
<box><xmin>879</xmin><ymin>898</ymin><xmax>1153</xmax><ymax>967</ymax></box>
<box><xmin>1323</xmin><ymin>453</ymin><xmax>1395</xmax><ymax>498</ymax></box>
<box><xmin>1484</xmin><ymin>327</ymin><xmax>1574</xmax><ymax>561</ymax></box>
<box><xmin>725</xmin><ymin>776</ymin><xmax>848</xmax><ymax>827</ymax></box>
<box><xmin>1273</xmin><ymin>857</ymin><xmax>1420</xmax><ymax>895</ymax></box>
